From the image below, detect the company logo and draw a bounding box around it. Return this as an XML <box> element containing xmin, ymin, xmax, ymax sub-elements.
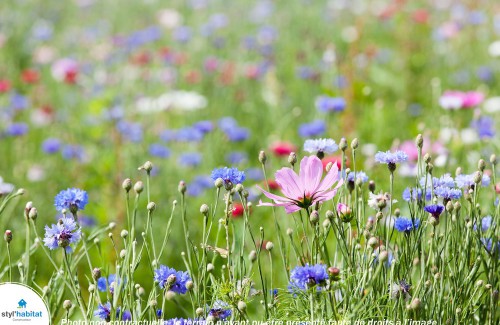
<box><xmin>18</xmin><ymin>299</ymin><xmax>27</xmax><ymax>309</ymax></box>
<box><xmin>0</xmin><ymin>283</ymin><xmax>49</xmax><ymax>324</ymax></box>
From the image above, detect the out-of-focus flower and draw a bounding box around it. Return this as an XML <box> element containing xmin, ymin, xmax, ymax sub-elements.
<box><xmin>51</xmin><ymin>58</ymin><xmax>78</xmax><ymax>84</ymax></box>
<box><xmin>270</xmin><ymin>141</ymin><xmax>296</xmax><ymax>156</ymax></box>
<box><xmin>439</xmin><ymin>91</ymin><xmax>484</xmax><ymax>110</ymax></box>
<box><xmin>157</xmin><ymin>9</ymin><xmax>183</xmax><ymax>29</ymax></box>
<box><xmin>298</xmin><ymin>120</ymin><xmax>326</xmax><ymax>137</ymax></box>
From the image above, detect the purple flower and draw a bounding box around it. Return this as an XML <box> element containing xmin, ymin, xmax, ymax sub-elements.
<box><xmin>149</xmin><ymin>143</ymin><xmax>171</xmax><ymax>159</ymax></box>
<box><xmin>5</xmin><ymin>123</ymin><xmax>28</xmax><ymax>136</ymax></box>
<box><xmin>61</xmin><ymin>145</ymin><xmax>86</xmax><ymax>161</ymax></box>
<box><xmin>218</xmin><ymin>117</ymin><xmax>238</xmax><ymax>131</ymax></box>
<box><xmin>54</xmin><ymin>188</ymin><xmax>88</xmax><ymax>212</ymax></box>
<box><xmin>289</xmin><ymin>264</ymin><xmax>328</xmax><ymax>291</ymax></box>
<box><xmin>178</xmin><ymin>152</ymin><xmax>202</xmax><ymax>167</ymax></box>
<box><xmin>402</xmin><ymin>187</ymin><xmax>431</xmax><ymax>202</ymax></box>
<box><xmin>298</xmin><ymin>120</ymin><xmax>326</xmax><ymax>137</ymax></box>
<box><xmin>455</xmin><ymin>173</ymin><xmax>490</xmax><ymax>188</ymax></box>
<box><xmin>225</xmin><ymin>151</ymin><xmax>248</xmax><ymax>165</ymax></box>
<box><xmin>94</xmin><ymin>302</ymin><xmax>112</xmax><ymax>321</ymax></box>
<box><xmin>258</xmin><ymin>156</ymin><xmax>343</xmax><ymax>214</ymax></box>
<box><xmin>208</xmin><ymin>300</ymin><xmax>231</xmax><ymax>320</ymax></box>
<box><xmin>434</xmin><ymin>186</ymin><xmax>462</xmax><ymax>200</ymax></box>
<box><xmin>211</xmin><ymin>167</ymin><xmax>246</xmax><ymax>185</ymax></box>
<box><xmin>471</xmin><ymin>116</ymin><xmax>495</xmax><ymax>139</ymax></box>
<box><xmin>10</xmin><ymin>93</ymin><xmax>29</xmax><ymax>110</ymax></box>
<box><xmin>173</xmin><ymin>26</ymin><xmax>191</xmax><ymax>43</ymax></box>
<box><xmin>97</xmin><ymin>274</ymin><xmax>122</xmax><ymax>293</ymax></box>
<box><xmin>154</xmin><ymin>265</ymin><xmax>191</xmax><ymax>294</ymax></box>
<box><xmin>475</xmin><ymin>216</ymin><xmax>493</xmax><ymax>232</ymax></box>
<box><xmin>394</xmin><ymin>217</ymin><xmax>420</xmax><ymax>233</ymax></box>
<box><xmin>315</xmin><ymin>96</ymin><xmax>346</xmax><ymax>113</ymax></box>
<box><xmin>42</xmin><ymin>138</ymin><xmax>61</xmax><ymax>154</ymax></box>
<box><xmin>374</xmin><ymin>150</ymin><xmax>408</xmax><ymax>164</ymax></box>
<box><xmin>193</xmin><ymin>120</ymin><xmax>214</xmax><ymax>133</ymax></box>
<box><xmin>424</xmin><ymin>205</ymin><xmax>445</xmax><ymax>218</ymax></box>
<box><xmin>347</xmin><ymin>171</ymin><xmax>369</xmax><ymax>184</ymax></box>
<box><xmin>176</xmin><ymin>127</ymin><xmax>204</xmax><ymax>142</ymax></box>
<box><xmin>43</xmin><ymin>217</ymin><xmax>81</xmax><ymax>253</ymax></box>
<box><xmin>117</xmin><ymin>121</ymin><xmax>143</xmax><ymax>143</ymax></box>
<box><xmin>224</xmin><ymin>127</ymin><xmax>250</xmax><ymax>142</ymax></box>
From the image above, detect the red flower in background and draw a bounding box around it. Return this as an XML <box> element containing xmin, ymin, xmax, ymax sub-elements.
<box><xmin>412</xmin><ymin>9</ymin><xmax>429</xmax><ymax>24</ymax></box>
<box><xmin>232</xmin><ymin>203</ymin><xmax>245</xmax><ymax>218</ymax></box>
<box><xmin>322</xmin><ymin>156</ymin><xmax>345</xmax><ymax>171</ymax></box>
<box><xmin>0</xmin><ymin>79</ymin><xmax>10</xmax><ymax>93</ymax></box>
<box><xmin>22</xmin><ymin>69</ymin><xmax>40</xmax><ymax>84</ymax></box>
<box><xmin>270</xmin><ymin>141</ymin><xmax>296</xmax><ymax>156</ymax></box>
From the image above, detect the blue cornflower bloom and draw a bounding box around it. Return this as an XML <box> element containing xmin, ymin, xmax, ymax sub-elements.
<box><xmin>10</xmin><ymin>93</ymin><xmax>29</xmax><ymax>110</ymax></box>
<box><xmin>245</xmin><ymin>168</ymin><xmax>264</xmax><ymax>181</ymax></box>
<box><xmin>471</xmin><ymin>116</ymin><xmax>495</xmax><ymax>139</ymax></box>
<box><xmin>455</xmin><ymin>173</ymin><xmax>490</xmax><ymax>188</ymax></box>
<box><xmin>211</xmin><ymin>167</ymin><xmax>246</xmax><ymax>185</ymax></box>
<box><xmin>394</xmin><ymin>217</ymin><xmax>420</xmax><ymax>233</ymax></box>
<box><xmin>289</xmin><ymin>264</ymin><xmax>328</xmax><ymax>291</ymax></box>
<box><xmin>424</xmin><ymin>205</ymin><xmax>445</xmax><ymax>218</ymax></box>
<box><xmin>481</xmin><ymin>238</ymin><xmax>500</xmax><ymax>255</ymax></box>
<box><xmin>156</xmin><ymin>309</ymin><xmax>162</xmax><ymax>318</ymax></box>
<box><xmin>149</xmin><ymin>143</ymin><xmax>171</xmax><ymax>159</ymax></box>
<box><xmin>402</xmin><ymin>187</ymin><xmax>432</xmax><ymax>202</ymax></box>
<box><xmin>116</xmin><ymin>121</ymin><xmax>143</xmax><ymax>142</ymax></box>
<box><xmin>43</xmin><ymin>217</ymin><xmax>81</xmax><ymax>253</ymax></box>
<box><xmin>304</xmin><ymin>138</ymin><xmax>338</xmax><ymax>156</ymax></box>
<box><xmin>315</xmin><ymin>96</ymin><xmax>346</xmax><ymax>113</ymax></box>
<box><xmin>374</xmin><ymin>150</ymin><xmax>408</xmax><ymax>164</ymax></box>
<box><xmin>474</xmin><ymin>216</ymin><xmax>493</xmax><ymax>232</ymax></box>
<box><xmin>193</xmin><ymin>120</ymin><xmax>214</xmax><ymax>133</ymax></box>
<box><xmin>218</xmin><ymin>117</ymin><xmax>238</xmax><ymax>131</ymax></box>
<box><xmin>42</xmin><ymin>138</ymin><xmax>61</xmax><ymax>154</ymax></box>
<box><xmin>154</xmin><ymin>265</ymin><xmax>191</xmax><ymax>294</ymax></box>
<box><xmin>97</xmin><ymin>274</ymin><xmax>123</xmax><ymax>293</ymax></box>
<box><xmin>116</xmin><ymin>308</ymin><xmax>131</xmax><ymax>321</ymax></box>
<box><xmin>159</xmin><ymin>129</ymin><xmax>177</xmax><ymax>142</ymax></box>
<box><xmin>347</xmin><ymin>171</ymin><xmax>369</xmax><ymax>184</ymax></box>
<box><xmin>5</xmin><ymin>123</ymin><xmax>29</xmax><ymax>136</ymax></box>
<box><xmin>298</xmin><ymin>120</ymin><xmax>326</xmax><ymax>137</ymax></box>
<box><xmin>173</xmin><ymin>26</ymin><xmax>192</xmax><ymax>43</ymax></box>
<box><xmin>296</xmin><ymin>66</ymin><xmax>316</xmax><ymax>80</ymax></box>
<box><xmin>224</xmin><ymin>127</ymin><xmax>250</xmax><ymax>142</ymax></box>
<box><xmin>94</xmin><ymin>302</ymin><xmax>112</xmax><ymax>321</ymax></box>
<box><xmin>433</xmin><ymin>174</ymin><xmax>455</xmax><ymax>188</ymax></box>
<box><xmin>226</xmin><ymin>151</ymin><xmax>248</xmax><ymax>164</ymax></box>
<box><xmin>54</xmin><ymin>188</ymin><xmax>88</xmax><ymax>212</ymax></box>
<box><xmin>61</xmin><ymin>145</ymin><xmax>86</xmax><ymax>161</ymax></box>
<box><xmin>176</xmin><ymin>127</ymin><xmax>204</xmax><ymax>142</ymax></box>
<box><xmin>434</xmin><ymin>186</ymin><xmax>462</xmax><ymax>200</ymax></box>
<box><xmin>208</xmin><ymin>300</ymin><xmax>231</xmax><ymax>320</ymax></box>
<box><xmin>179</xmin><ymin>152</ymin><xmax>202</xmax><ymax>167</ymax></box>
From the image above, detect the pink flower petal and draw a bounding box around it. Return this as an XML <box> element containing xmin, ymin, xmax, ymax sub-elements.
<box><xmin>275</xmin><ymin>167</ymin><xmax>303</xmax><ymax>199</ymax></box>
<box><xmin>256</xmin><ymin>185</ymin><xmax>294</xmax><ymax>204</ymax></box>
<box><xmin>315</xmin><ymin>163</ymin><xmax>340</xmax><ymax>193</ymax></box>
<box><xmin>299</xmin><ymin>156</ymin><xmax>323</xmax><ymax>194</ymax></box>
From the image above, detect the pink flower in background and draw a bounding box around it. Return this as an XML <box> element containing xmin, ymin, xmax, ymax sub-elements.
<box><xmin>51</xmin><ymin>58</ymin><xmax>79</xmax><ymax>84</ymax></box>
<box><xmin>398</xmin><ymin>137</ymin><xmax>447</xmax><ymax>162</ymax></box>
<box><xmin>257</xmin><ymin>155</ymin><xmax>343</xmax><ymax>214</ymax></box>
<box><xmin>439</xmin><ymin>91</ymin><xmax>484</xmax><ymax>110</ymax></box>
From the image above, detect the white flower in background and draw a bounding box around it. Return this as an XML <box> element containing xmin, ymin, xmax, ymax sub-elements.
<box><xmin>157</xmin><ymin>9</ymin><xmax>183</xmax><ymax>29</ymax></box>
<box><xmin>488</xmin><ymin>40</ymin><xmax>500</xmax><ymax>57</ymax></box>
<box><xmin>439</xmin><ymin>93</ymin><xmax>462</xmax><ymax>110</ymax></box>
<box><xmin>27</xmin><ymin>165</ymin><xmax>46</xmax><ymax>182</ymax></box>
<box><xmin>33</xmin><ymin>46</ymin><xmax>56</xmax><ymax>64</ymax></box>
<box><xmin>460</xmin><ymin>128</ymin><xmax>479</xmax><ymax>145</ymax></box>
<box><xmin>484</xmin><ymin>97</ymin><xmax>500</xmax><ymax>113</ymax></box>
<box><xmin>0</xmin><ymin>177</ymin><xmax>14</xmax><ymax>195</ymax></box>
<box><xmin>136</xmin><ymin>91</ymin><xmax>207</xmax><ymax>114</ymax></box>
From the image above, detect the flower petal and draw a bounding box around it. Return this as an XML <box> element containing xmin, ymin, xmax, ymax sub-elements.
<box><xmin>256</xmin><ymin>185</ymin><xmax>293</xmax><ymax>204</ymax></box>
<box><xmin>315</xmin><ymin>162</ymin><xmax>340</xmax><ymax>193</ymax></box>
<box><xmin>299</xmin><ymin>156</ymin><xmax>324</xmax><ymax>194</ymax></box>
<box><xmin>275</xmin><ymin>167</ymin><xmax>303</xmax><ymax>199</ymax></box>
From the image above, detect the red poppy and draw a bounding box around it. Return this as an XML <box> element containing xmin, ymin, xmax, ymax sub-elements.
<box><xmin>270</xmin><ymin>141</ymin><xmax>296</xmax><ymax>156</ymax></box>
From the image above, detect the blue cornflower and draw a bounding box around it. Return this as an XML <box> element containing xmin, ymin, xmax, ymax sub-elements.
<box><xmin>304</xmin><ymin>138</ymin><xmax>338</xmax><ymax>156</ymax></box>
<box><xmin>481</xmin><ymin>238</ymin><xmax>500</xmax><ymax>255</ymax></box>
<box><xmin>148</xmin><ymin>143</ymin><xmax>170</xmax><ymax>159</ymax></box>
<box><xmin>475</xmin><ymin>216</ymin><xmax>493</xmax><ymax>232</ymax></box>
<box><xmin>10</xmin><ymin>93</ymin><xmax>29</xmax><ymax>110</ymax></box>
<box><xmin>116</xmin><ymin>121</ymin><xmax>143</xmax><ymax>143</ymax></box>
<box><xmin>43</xmin><ymin>217</ymin><xmax>81</xmax><ymax>253</ymax></box>
<box><xmin>176</xmin><ymin>127</ymin><xmax>204</xmax><ymax>142</ymax></box>
<box><xmin>54</xmin><ymin>188</ymin><xmax>88</xmax><ymax>212</ymax></box>
<box><xmin>97</xmin><ymin>274</ymin><xmax>123</xmax><ymax>293</ymax></box>
<box><xmin>298</xmin><ymin>120</ymin><xmax>326</xmax><ymax>137</ymax></box>
<box><xmin>211</xmin><ymin>167</ymin><xmax>246</xmax><ymax>185</ymax></box>
<box><xmin>455</xmin><ymin>173</ymin><xmax>490</xmax><ymax>188</ymax></box>
<box><xmin>374</xmin><ymin>150</ymin><xmax>408</xmax><ymax>165</ymax></box>
<box><xmin>5</xmin><ymin>123</ymin><xmax>29</xmax><ymax>136</ymax></box>
<box><xmin>315</xmin><ymin>96</ymin><xmax>346</xmax><ymax>113</ymax></box>
<box><xmin>61</xmin><ymin>145</ymin><xmax>86</xmax><ymax>161</ymax></box>
<box><xmin>226</xmin><ymin>151</ymin><xmax>248</xmax><ymax>165</ymax></box>
<box><xmin>156</xmin><ymin>309</ymin><xmax>162</xmax><ymax>318</ymax></box>
<box><xmin>224</xmin><ymin>127</ymin><xmax>250</xmax><ymax>142</ymax></box>
<box><xmin>193</xmin><ymin>120</ymin><xmax>214</xmax><ymax>133</ymax></box>
<box><xmin>402</xmin><ymin>187</ymin><xmax>432</xmax><ymax>202</ymax></box>
<box><xmin>218</xmin><ymin>117</ymin><xmax>238</xmax><ymax>131</ymax></box>
<box><xmin>160</xmin><ymin>129</ymin><xmax>177</xmax><ymax>142</ymax></box>
<box><xmin>433</xmin><ymin>174</ymin><xmax>455</xmax><ymax>188</ymax></box>
<box><xmin>42</xmin><ymin>138</ymin><xmax>61</xmax><ymax>154</ymax></box>
<box><xmin>94</xmin><ymin>302</ymin><xmax>112</xmax><ymax>321</ymax></box>
<box><xmin>208</xmin><ymin>300</ymin><xmax>231</xmax><ymax>321</ymax></box>
<box><xmin>434</xmin><ymin>186</ymin><xmax>462</xmax><ymax>200</ymax></box>
<box><xmin>179</xmin><ymin>152</ymin><xmax>202</xmax><ymax>167</ymax></box>
<box><xmin>154</xmin><ymin>265</ymin><xmax>191</xmax><ymax>294</ymax></box>
<box><xmin>289</xmin><ymin>264</ymin><xmax>328</xmax><ymax>291</ymax></box>
<box><xmin>296</xmin><ymin>66</ymin><xmax>316</xmax><ymax>80</ymax></box>
<box><xmin>394</xmin><ymin>217</ymin><xmax>420</xmax><ymax>233</ymax></box>
<box><xmin>347</xmin><ymin>171</ymin><xmax>369</xmax><ymax>184</ymax></box>
<box><xmin>471</xmin><ymin>116</ymin><xmax>495</xmax><ymax>139</ymax></box>
<box><xmin>116</xmin><ymin>308</ymin><xmax>131</xmax><ymax>321</ymax></box>
<box><xmin>173</xmin><ymin>26</ymin><xmax>191</xmax><ymax>43</ymax></box>
<box><xmin>424</xmin><ymin>205</ymin><xmax>445</xmax><ymax>218</ymax></box>
<box><xmin>245</xmin><ymin>168</ymin><xmax>264</xmax><ymax>181</ymax></box>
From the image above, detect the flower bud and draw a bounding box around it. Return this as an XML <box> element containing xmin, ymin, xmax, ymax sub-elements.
<box><xmin>63</xmin><ymin>300</ymin><xmax>72</xmax><ymax>310</ymax></box>
<box><xmin>249</xmin><ymin>250</ymin><xmax>257</xmax><ymax>263</ymax></box>
<box><xmin>167</xmin><ymin>274</ymin><xmax>177</xmax><ymax>285</ymax></box>
<box><xmin>476</xmin><ymin>280</ymin><xmax>484</xmax><ymax>287</ymax></box>
<box><xmin>337</xmin><ymin>203</ymin><xmax>353</xmax><ymax>222</ymax></box>
<box><xmin>416</xmin><ymin>134</ymin><xmax>423</xmax><ymax>149</ymax></box>
<box><xmin>139</xmin><ymin>161</ymin><xmax>153</xmax><ymax>172</ymax></box>
<box><xmin>409</xmin><ymin>298</ymin><xmax>421</xmax><ymax>310</ymax></box>
<box><xmin>286</xmin><ymin>228</ymin><xmax>293</xmax><ymax>236</ymax></box>
<box><xmin>446</xmin><ymin>201</ymin><xmax>454</xmax><ymax>213</ymax></box>
<box><xmin>235</xmin><ymin>184</ymin><xmax>244</xmax><ymax>193</ymax></box>
<box><xmin>454</xmin><ymin>202</ymin><xmax>461</xmax><ymax>212</ymax></box>
<box><xmin>24</xmin><ymin>202</ymin><xmax>33</xmax><ymax>219</ymax></box>
<box><xmin>214</xmin><ymin>178</ymin><xmax>224</xmax><ymax>188</ymax></box>
<box><xmin>490</xmin><ymin>154</ymin><xmax>497</xmax><ymax>165</ymax></box>
<box><xmin>120</xmin><ymin>249</ymin><xmax>127</xmax><ymax>259</ymax></box>
<box><xmin>185</xmin><ymin>281</ymin><xmax>194</xmax><ymax>291</ymax></box>
<box><xmin>328</xmin><ymin>267</ymin><xmax>341</xmax><ymax>281</ymax></box>
<box><xmin>109</xmin><ymin>222</ymin><xmax>116</xmax><ymax>229</ymax></box>
<box><xmin>288</xmin><ymin>152</ymin><xmax>297</xmax><ymax>166</ymax></box>
<box><xmin>378</xmin><ymin>251</ymin><xmax>388</xmax><ymax>262</ymax></box>
<box><xmin>137</xmin><ymin>287</ymin><xmax>145</xmax><ymax>297</ymax></box>
<box><xmin>322</xmin><ymin>219</ymin><xmax>331</xmax><ymax>229</ymax></box>
<box><xmin>207</xmin><ymin>263</ymin><xmax>214</xmax><ymax>272</ymax></box>
<box><xmin>423</xmin><ymin>153</ymin><xmax>431</xmax><ymax>164</ymax></box>
<box><xmin>147</xmin><ymin>202</ymin><xmax>156</xmax><ymax>212</ymax></box>
<box><xmin>351</xmin><ymin>138</ymin><xmax>359</xmax><ymax>150</ymax></box>
<box><xmin>149</xmin><ymin>300</ymin><xmax>157</xmax><ymax>308</ymax></box>
<box><xmin>120</xmin><ymin>230</ymin><xmax>129</xmax><ymax>238</ymax></box>
<box><xmin>238</xmin><ymin>301</ymin><xmax>247</xmax><ymax>312</ymax></box>
<box><xmin>478</xmin><ymin>159</ymin><xmax>486</xmax><ymax>172</ymax></box>
<box><xmin>430</xmin><ymin>216</ymin><xmax>439</xmax><ymax>226</ymax></box>
<box><xmin>309</xmin><ymin>210</ymin><xmax>319</xmax><ymax>224</ymax></box>
<box><xmin>200</xmin><ymin>204</ymin><xmax>209</xmax><ymax>215</ymax></box>
<box><xmin>265</xmin><ymin>241</ymin><xmax>274</xmax><ymax>251</ymax></box>
<box><xmin>368</xmin><ymin>180</ymin><xmax>376</xmax><ymax>193</ymax></box>
<box><xmin>326</xmin><ymin>210</ymin><xmax>334</xmax><ymax>220</ymax></box>
<box><xmin>196</xmin><ymin>308</ymin><xmax>204</xmax><ymax>316</ymax></box>
<box><xmin>178</xmin><ymin>181</ymin><xmax>187</xmax><ymax>194</ymax></box>
<box><xmin>88</xmin><ymin>284</ymin><xmax>95</xmax><ymax>292</ymax></box>
<box><xmin>165</xmin><ymin>291</ymin><xmax>176</xmax><ymax>300</ymax></box>
<box><xmin>122</xmin><ymin>178</ymin><xmax>132</xmax><ymax>192</ymax></box>
<box><xmin>92</xmin><ymin>268</ymin><xmax>101</xmax><ymax>280</ymax></box>
<box><xmin>28</xmin><ymin>207</ymin><xmax>38</xmax><ymax>220</ymax></box>
<box><xmin>339</xmin><ymin>138</ymin><xmax>347</xmax><ymax>151</ymax></box>
<box><xmin>4</xmin><ymin>230</ymin><xmax>12</xmax><ymax>243</ymax></box>
<box><xmin>134</xmin><ymin>181</ymin><xmax>144</xmax><ymax>194</ymax></box>
<box><xmin>368</xmin><ymin>237</ymin><xmax>379</xmax><ymax>248</ymax></box>
<box><xmin>473</xmin><ymin>171</ymin><xmax>482</xmax><ymax>184</ymax></box>
<box><xmin>258</xmin><ymin>151</ymin><xmax>267</xmax><ymax>164</ymax></box>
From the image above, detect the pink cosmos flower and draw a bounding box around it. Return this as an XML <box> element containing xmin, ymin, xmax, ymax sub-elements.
<box><xmin>258</xmin><ymin>155</ymin><xmax>343</xmax><ymax>214</ymax></box>
<box><xmin>439</xmin><ymin>91</ymin><xmax>484</xmax><ymax>110</ymax></box>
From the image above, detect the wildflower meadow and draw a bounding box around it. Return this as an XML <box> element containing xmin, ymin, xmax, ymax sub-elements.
<box><xmin>1</xmin><ymin>0</ymin><xmax>499</xmax><ymax>324</ymax></box>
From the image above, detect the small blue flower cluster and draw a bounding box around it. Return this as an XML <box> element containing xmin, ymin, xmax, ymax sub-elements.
<box><xmin>154</xmin><ymin>265</ymin><xmax>192</xmax><ymax>294</ymax></box>
<box><xmin>289</xmin><ymin>264</ymin><xmax>328</xmax><ymax>291</ymax></box>
<box><xmin>211</xmin><ymin>167</ymin><xmax>246</xmax><ymax>185</ymax></box>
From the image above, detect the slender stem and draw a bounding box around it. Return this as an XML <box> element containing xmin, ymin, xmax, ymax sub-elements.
<box><xmin>25</xmin><ymin>220</ymin><xmax>30</xmax><ymax>284</ymax></box>
<box><xmin>7</xmin><ymin>243</ymin><xmax>12</xmax><ymax>282</ymax></box>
